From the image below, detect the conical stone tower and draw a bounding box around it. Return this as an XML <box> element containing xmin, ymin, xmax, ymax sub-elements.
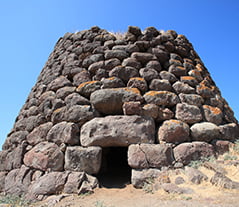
<box><xmin>0</xmin><ymin>26</ymin><xmax>238</xmax><ymax>200</ymax></box>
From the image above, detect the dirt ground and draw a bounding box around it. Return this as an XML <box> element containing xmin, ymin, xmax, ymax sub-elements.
<box><xmin>33</xmin><ymin>163</ymin><xmax>239</xmax><ymax>207</ymax></box>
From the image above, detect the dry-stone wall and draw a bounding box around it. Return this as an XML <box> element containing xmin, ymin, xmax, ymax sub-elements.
<box><xmin>0</xmin><ymin>26</ymin><xmax>239</xmax><ymax>200</ymax></box>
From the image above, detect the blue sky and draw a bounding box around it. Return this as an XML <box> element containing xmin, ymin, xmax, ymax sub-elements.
<box><xmin>0</xmin><ymin>0</ymin><xmax>239</xmax><ymax>148</ymax></box>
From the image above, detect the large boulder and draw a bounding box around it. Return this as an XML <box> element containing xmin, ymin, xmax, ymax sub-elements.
<box><xmin>90</xmin><ymin>88</ymin><xmax>143</xmax><ymax>115</ymax></box>
<box><xmin>143</xmin><ymin>91</ymin><xmax>179</xmax><ymax>106</ymax></box>
<box><xmin>190</xmin><ymin>122</ymin><xmax>221</xmax><ymax>142</ymax></box>
<box><xmin>80</xmin><ymin>115</ymin><xmax>155</xmax><ymax>147</ymax></box>
<box><xmin>173</xmin><ymin>141</ymin><xmax>215</xmax><ymax>165</ymax></box>
<box><xmin>128</xmin><ymin>144</ymin><xmax>174</xmax><ymax>169</ymax></box>
<box><xmin>157</xmin><ymin>119</ymin><xmax>190</xmax><ymax>144</ymax></box>
<box><xmin>23</xmin><ymin>142</ymin><xmax>64</xmax><ymax>171</ymax></box>
<box><xmin>46</xmin><ymin>121</ymin><xmax>79</xmax><ymax>145</ymax></box>
<box><xmin>131</xmin><ymin>168</ymin><xmax>162</xmax><ymax>188</ymax></box>
<box><xmin>64</xmin><ymin>146</ymin><xmax>102</xmax><ymax>174</ymax></box>
<box><xmin>175</xmin><ymin>103</ymin><xmax>202</xmax><ymax>124</ymax></box>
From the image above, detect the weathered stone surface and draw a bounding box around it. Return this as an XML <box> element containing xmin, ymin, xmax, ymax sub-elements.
<box><xmin>158</xmin><ymin>120</ymin><xmax>190</xmax><ymax>144</ymax></box>
<box><xmin>27</xmin><ymin>172</ymin><xmax>69</xmax><ymax>201</ymax></box>
<box><xmin>90</xmin><ymin>88</ymin><xmax>143</xmax><ymax>115</ymax></box>
<box><xmin>219</xmin><ymin>123</ymin><xmax>239</xmax><ymax>140</ymax></box>
<box><xmin>161</xmin><ymin>183</ymin><xmax>194</xmax><ymax>194</ymax></box>
<box><xmin>64</xmin><ymin>93</ymin><xmax>90</xmax><ymax>106</ymax></box>
<box><xmin>139</xmin><ymin>68</ymin><xmax>159</xmax><ymax>82</ymax></box>
<box><xmin>109</xmin><ymin>66</ymin><xmax>139</xmax><ymax>82</ymax></box>
<box><xmin>63</xmin><ymin>172</ymin><xmax>85</xmax><ymax>194</ymax></box>
<box><xmin>4</xmin><ymin>143</ymin><xmax>27</xmax><ymax>171</ymax></box>
<box><xmin>210</xmin><ymin>172</ymin><xmax>239</xmax><ymax>189</ymax></box>
<box><xmin>64</xmin><ymin>105</ymin><xmax>98</xmax><ymax>126</ymax></box>
<box><xmin>4</xmin><ymin>165</ymin><xmax>33</xmax><ymax>196</ymax></box>
<box><xmin>105</xmin><ymin>49</ymin><xmax>128</xmax><ymax>60</ymax></box>
<box><xmin>179</xmin><ymin>93</ymin><xmax>204</xmax><ymax>106</ymax></box>
<box><xmin>56</xmin><ymin>86</ymin><xmax>76</xmax><ymax>100</ymax></box>
<box><xmin>185</xmin><ymin>166</ymin><xmax>208</xmax><ymax>184</ymax></box>
<box><xmin>131</xmin><ymin>168</ymin><xmax>162</xmax><ymax>188</ymax></box>
<box><xmin>173</xmin><ymin>81</ymin><xmax>196</xmax><ymax>94</ymax></box>
<box><xmin>146</xmin><ymin>60</ymin><xmax>162</xmax><ymax>72</ymax></box>
<box><xmin>47</xmin><ymin>76</ymin><xmax>72</xmax><ymax>91</ymax></box>
<box><xmin>157</xmin><ymin>108</ymin><xmax>174</xmax><ymax>122</ymax></box>
<box><xmin>80</xmin><ymin>115</ymin><xmax>155</xmax><ymax>147</ymax></box>
<box><xmin>144</xmin><ymin>91</ymin><xmax>179</xmax><ymax>106</ymax></box>
<box><xmin>128</xmin><ymin>144</ymin><xmax>174</xmax><ymax>169</ymax></box>
<box><xmin>190</xmin><ymin>122</ymin><xmax>221</xmax><ymax>142</ymax></box>
<box><xmin>174</xmin><ymin>176</ymin><xmax>185</xmax><ymax>185</ymax></box>
<box><xmin>180</xmin><ymin>76</ymin><xmax>198</xmax><ymax>87</ymax></box>
<box><xmin>76</xmin><ymin>81</ymin><xmax>102</xmax><ymax>98</ymax></box>
<box><xmin>0</xmin><ymin>172</ymin><xmax>7</xmax><ymax>192</ymax></box>
<box><xmin>46</xmin><ymin>122</ymin><xmax>79</xmax><ymax>145</ymax></box>
<box><xmin>27</xmin><ymin>122</ymin><xmax>53</xmax><ymax>145</ymax></box>
<box><xmin>159</xmin><ymin>71</ymin><xmax>177</xmax><ymax>83</ymax></box>
<box><xmin>149</xmin><ymin>79</ymin><xmax>172</xmax><ymax>91</ymax></box>
<box><xmin>64</xmin><ymin>146</ymin><xmax>102</xmax><ymax>174</ymax></box>
<box><xmin>169</xmin><ymin>65</ymin><xmax>187</xmax><ymax>77</ymax></box>
<box><xmin>123</xmin><ymin>101</ymin><xmax>142</xmax><ymax>115</ymax></box>
<box><xmin>23</xmin><ymin>142</ymin><xmax>64</xmax><ymax>171</ymax></box>
<box><xmin>131</xmin><ymin>52</ymin><xmax>155</xmax><ymax>64</ymax></box>
<box><xmin>203</xmin><ymin>105</ymin><xmax>223</xmax><ymax>125</ymax></box>
<box><xmin>174</xmin><ymin>142</ymin><xmax>215</xmax><ymax>165</ymax></box>
<box><xmin>211</xmin><ymin>140</ymin><xmax>231</xmax><ymax>155</ymax></box>
<box><xmin>142</xmin><ymin>104</ymin><xmax>159</xmax><ymax>119</ymax></box>
<box><xmin>122</xmin><ymin>57</ymin><xmax>142</xmax><ymax>69</ymax></box>
<box><xmin>101</xmin><ymin>77</ymin><xmax>125</xmax><ymax>89</ymax></box>
<box><xmin>175</xmin><ymin>103</ymin><xmax>202</xmax><ymax>124</ymax></box>
<box><xmin>3</xmin><ymin>131</ymin><xmax>29</xmax><ymax>149</ymax></box>
<box><xmin>127</xmin><ymin>77</ymin><xmax>148</xmax><ymax>93</ymax></box>
<box><xmin>104</xmin><ymin>58</ymin><xmax>121</xmax><ymax>70</ymax></box>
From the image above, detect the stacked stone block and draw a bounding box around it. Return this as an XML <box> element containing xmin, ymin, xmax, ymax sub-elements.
<box><xmin>0</xmin><ymin>26</ymin><xmax>238</xmax><ymax>200</ymax></box>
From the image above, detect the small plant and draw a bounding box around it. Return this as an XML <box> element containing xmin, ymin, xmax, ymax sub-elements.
<box><xmin>181</xmin><ymin>195</ymin><xmax>193</xmax><ymax>200</ymax></box>
<box><xmin>0</xmin><ymin>195</ymin><xmax>30</xmax><ymax>207</ymax></box>
<box><xmin>95</xmin><ymin>200</ymin><xmax>114</xmax><ymax>207</ymax></box>
<box><xmin>188</xmin><ymin>156</ymin><xmax>215</xmax><ymax>169</ymax></box>
<box><xmin>142</xmin><ymin>177</ymin><xmax>155</xmax><ymax>194</ymax></box>
<box><xmin>223</xmin><ymin>153</ymin><xmax>238</xmax><ymax>161</ymax></box>
<box><xmin>233</xmin><ymin>139</ymin><xmax>239</xmax><ymax>153</ymax></box>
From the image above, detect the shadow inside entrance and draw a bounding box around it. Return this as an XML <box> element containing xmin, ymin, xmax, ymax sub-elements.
<box><xmin>96</xmin><ymin>147</ymin><xmax>131</xmax><ymax>188</ymax></box>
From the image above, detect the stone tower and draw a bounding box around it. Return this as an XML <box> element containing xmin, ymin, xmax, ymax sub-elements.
<box><xmin>0</xmin><ymin>26</ymin><xmax>238</xmax><ymax>200</ymax></box>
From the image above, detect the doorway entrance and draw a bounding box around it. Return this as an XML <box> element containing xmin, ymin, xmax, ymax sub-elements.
<box><xmin>96</xmin><ymin>147</ymin><xmax>131</xmax><ymax>188</ymax></box>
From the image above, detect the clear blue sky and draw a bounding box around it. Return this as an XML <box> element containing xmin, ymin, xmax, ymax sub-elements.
<box><xmin>1</xmin><ymin>0</ymin><xmax>239</xmax><ymax>148</ymax></box>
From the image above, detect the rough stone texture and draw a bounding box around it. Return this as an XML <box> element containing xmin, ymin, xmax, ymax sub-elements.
<box><xmin>128</xmin><ymin>144</ymin><xmax>174</xmax><ymax>169</ymax></box>
<box><xmin>0</xmin><ymin>26</ymin><xmax>238</xmax><ymax>199</ymax></box>
<box><xmin>219</xmin><ymin>123</ymin><xmax>239</xmax><ymax>140</ymax></box>
<box><xmin>23</xmin><ymin>142</ymin><xmax>64</xmax><ymax>171</ymax></box>
<box><xmin>174</xmin><ymin>142</ymin><xmax>215</xmax><ymax>165</ymax></box>
<box><xmin>157</xmin><ymin>119</ymin><xmax>190</xmax><ymax>144</ymax></box>
<box><xmin>46</xmin><ymin>121</ymin><xmax>80</xmax><ymax>145</ymax></box>
<box><xmin>210</xmin><ymin>172</ymin><xmax>239</xmax><ymax>189</ymax></box>
<box><xmin>90</xmin><ymin>88</ymin><xmax>143</xmax><ymax>115</ymax></box>
<box><xmin>144</xmin><ymin>91</ymin><xmax>180</xmax><ymax>106</ymax></box>
<box><xmin>131</xmin><ymin>168</ymin><xmax>162</xmax><ymax>188</ymax></box>
<box><xmin>80</xmin><ymin>115</ymin><xmax>155</xmax><ymax>147</ymax></box>
<box><xmin>26</xmin><ymin>172</ymin><xmax>69</xmax><ymax>201</ymax></box>
<box><xmin>190</xmin><ymin>122</ymin><xmax>221</xmax><ymax>142</ymax></box>
<box><xmin>175</xmin><ymin>103</ymin><xmax>202</xmax><ymax>124</ymax></box>
<box><xmin>64</xmin><ymin>146</ymin><xmax>102</xmax><ymax>174</ymax></box>
<box><xmin>185</xmin><ymin>166</ymin><xmax>208</xmax><ymax>184</ymax></box>
<box><xmin>0</xmin><ymin>172</ymin><xmax>7</xmax><ymax>192</ymax></box>
<box><xmin>5</xmin><ymin>165</ymin><xmax>34</xmax><ymax>196</ymax></box>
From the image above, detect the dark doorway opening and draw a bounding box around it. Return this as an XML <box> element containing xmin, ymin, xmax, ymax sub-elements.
<box><xmin>96</xmin><ymin>147</ymin><xmax>131</xmax><ymax>188</ymax></box>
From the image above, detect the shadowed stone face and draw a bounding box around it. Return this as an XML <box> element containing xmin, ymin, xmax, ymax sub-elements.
<box><xmin>0</xmin><ymin>26</ymin><xmax>238</xmax><ymax>199</ymax></box>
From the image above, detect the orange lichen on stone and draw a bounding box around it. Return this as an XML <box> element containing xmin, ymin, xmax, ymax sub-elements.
<box><xmin>181</xmin><ymin>76</ymin><xmax>195</xmax><ymax>81</ymax></box>
<box><xmin>196</xmin><ymin>64</ymin><xmax>205</xmax><ymax>72</ymax></box>
<box><xmin>77</xmin><ymin>81</ymin><xmax>99</xmax><ymax>89</ymax></box>
<box><xmin>53</xmin><ymin>108</ymin><xmax>63</xmax><ymax>114</ymax></box>
<box><xmin>106</xmin><ymin>77</ymin><xmax>116</xmax><ymax>80</ymax></box>
<box><xmin>203</xmin><ymin>105</ymin><xmax>222</xmax><ymax>115</ymax></box>
<box><xmin>122</xmin><ymin>87</ymin><xmax>141</xmax><ymax>95</ymax></box>
<box><xmin>145</xmin><ymin>91</ymin><xmax>170</xmax><ymax>96</ymax></box>
<box><xmin>129</xmin><ymin>77</ymin><xmax>145</xmax><ymax>81</ymax></box>
<box><xmin>112</xmin><ymin>87</ymin><xmax>141</xmax><ymax>95</ymax></box>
